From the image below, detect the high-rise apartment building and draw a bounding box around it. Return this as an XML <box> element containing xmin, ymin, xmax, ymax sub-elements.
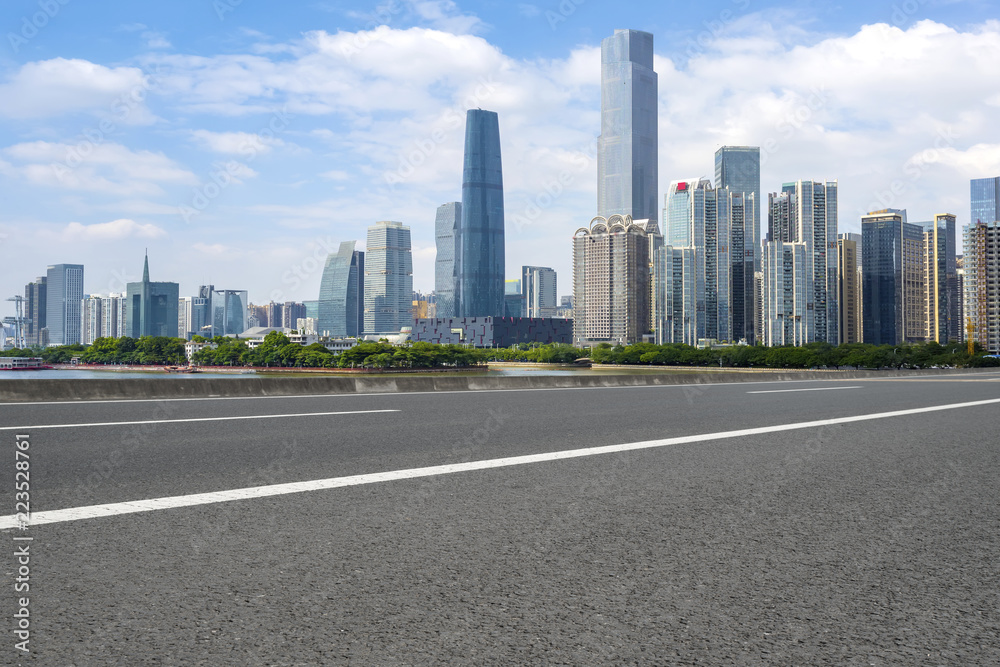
<box><xmin>81</xmin><ymin>293</ymin><xmax>126</xmax><ymax>344</ymax></box>
<box><xmin>838</xmin><ymin>233</ymin><xmax>862</xmax><ymax>344</ymax></box>
<box><xmin>964</xmin><ymin>221</ymin><xmax>1000</xmax><ymax>352</ymax></box>
<box><xmin>458</xmin><ymin>110</ymin><xmax>505</xmax><ymax>318</ymax></box>
<box><xmin>434</xmin><ymin>202</ymin><xmax>461</xmax><ymax>319</ymax></box>
<box><xmin>923</xmin><ymin>214</ymin><xmax>959</xmax><ymax>343</ymax></box>
<box><xmin>23</xmin><ymin>276</ymin><xmax>46</xmax><ymax>347</ymax></box>
<box><xmin>598</xmin><ymin>29</ymin><xmax>657</xmax><ymax>220</ymax></box>
<box><xmin>861</xmin><ymin>209</ymin><xmax>926</xmax><ymax>345</ymax></box>
<box><xmin>522</xmin><ymin>266</ymin><xmax>557</xmax><ymax>318</ymax></box>
<box><xmin>319</xmin><ymin>241</ymin><xmax>364</xmax><ymax>338</ymax></box>
<box><xmin>573</xmin><ymin>215</ymin><xmax>654</xmax><ymax>345</ymax></box>
<box><xmin>125</xmin><ymin>255</ymin><xmax>179</xmax><ymax>338</ymax></box>
<box><xmin>761</xmin><ymin>180</ymin><xmax>839</xmax><ymax>345</ymax></box>
<box><xmin>364</xmin><ymin>221</ymin><xmax>413</xmax><ymax>335</ymax></box>
<box><xmin>658</xmin><ymin>180</ymin><xmax>755</xmax><ymax>344</ymax></box>
<box><xmin>762</xmin><ymin>242</ymin><xmax>809</xmax><ymax>346</ymax></box>
<box><xmin>46</xmin><ymin>263</ymin><xmax>84</xmax><ymax>345</ymax></box>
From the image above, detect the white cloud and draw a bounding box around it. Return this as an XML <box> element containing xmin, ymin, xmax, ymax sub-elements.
<box><xmin>60</xmin><ymin>219</ymin><xmax>167</xmax><ymax>241</ymax></box>
<box><xmin>191</xmin><ymin>130</ymin><xmax>285</xmax><ymax>155</ymax></box>
<box><xmin>193</xmin><ymin>242</ymin><xmax>235</xmax><ymax>256</ymax></box>
<box><xmin>0</xmin><ymin>59</ymin><xmax>151</xmax><ymax>119</ymax></box>
<box><xmin>2</xmin><ymin>141</ymin><xmax>198</xmax><ymax>196</ymax></box>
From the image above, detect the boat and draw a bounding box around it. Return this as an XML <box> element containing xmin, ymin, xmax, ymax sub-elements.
<box><xmin>0</xmin><ymin>357</ymin><xmax>52</xmax><ymax>370</ymax></box>
<box><xmin>163</xmin><ymin>365</ymin><xmax>200</xmax><ymax>373</ymax></box>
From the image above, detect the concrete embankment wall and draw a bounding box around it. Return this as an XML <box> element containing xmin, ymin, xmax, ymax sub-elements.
<box><xmin>0</xmin><ymin>367</ymin><xmax>990</xmax><ymax>403</ymax></box>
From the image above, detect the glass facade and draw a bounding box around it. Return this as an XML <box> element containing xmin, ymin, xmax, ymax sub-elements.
<box><xmin>318</xmin><ymin>241</ymin><xmax>364</xmax><ymax>338</ymax></box>
<box><xmin>24</xmin><ymin>276</ymin><xmax>46</xmax><ymax>347</ymax></box>
<box><xmin>458</xmin><ymin>110</ymin><xmax>505</xmax><ymax>318</ymax></box>
<box><xmin>45</xmin><ymin>264</ymin><xmax>84</xmax><ymax>345</ymax></box>
<box><xmin>434</xmin><ymin>202</ymin><xmax>460</xmax><ymax>319</ymax></box>
<box><xmin>364</xmin><ymin>221</ymin><xmax>413</xmax><ymax>334</ymax></box>
<box><xmin>971</xmin><ymin>176</ymin><xmax>1000</xmax><ymax>225</ymax></box>
<box><xmin>715</xmin><ymin>146</ymin><xmax>761</xmax><ymax>271</ymax></box>
<box><xmin>862</xmin><ymin>210</ymin><xmax>924</xmax><ymax>345</ymax></box>
<box><xmin>598</xmin><ymin>29</ymin><xmax>657</xmax><ymax>220</ymax></box>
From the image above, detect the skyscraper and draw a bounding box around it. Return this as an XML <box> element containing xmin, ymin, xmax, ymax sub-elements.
<box><xmin>838</xmin><ymin>233</ymin><xmax>862</xmax><ymax>345</ymax></box>
<box><xmin>964</xmin><ymin>221</ymin><xmax>1000</xmax><ymax>352</ymax></box>
<box><xmin>861</xmin><ymin>209</ymin><xmax>924</xmax><ymax>345</ymax></box>
<box><xmin>573</xmin><ymin>215</ymin><xmax>654</xmax><ymax>345</ymax></box>
<box><xmin>434</xmin><ymin>202</ymin><xmax>461</xmax><ymax>318</ymax></box>
<box><xmin>364</xmin><ymin>221</ymin><xmax>413</xmax><ymax>334</ymax></box>
<box><xmin>715</xmin><ymin>146</ymin><xmax>761</xmax><ymax>257</ymax></box>
<box><xmin>125</xmin><ymin>254</ymin><xmax>179</xmax><ymax>338</ymax></box>
<box><xmin>924</xmin><ymin>214</ymin><xmax>959</xmax><ymax>343</ymax></box>
<box><xmin>971</xmin><ymin>176</ymin><xmax>1000</xmax><ymax>225</ymax></box>
<box><xmin>23</xmin><ymin>276</ymin><xmax>46</xmax><ymax>347</ymax></box>
<box><xmin>598</xmin><ymin>29</ymin><xmax>657</xmax><ymax>220</ymax></box>
<box><xmin>458</xmin><ymin>109</ymin><xmax>505</xmax><ymax>318</ymax></box>
<box><xmin>319</xmin><ymin>241</ymin><xmax>364</xmax><ymax>338</ymax></box>
<box><xmin>45</xmin><ymin>263</ymin><xmax>84</xmax><ymax>345</ymax></box>
<box><xmin>522</xmin><ymin>266</ymin><xmax>557</xmax><ymax>318</ymax></box>
<box><xmin>762</xmin><ymin>180</ymin><xmax>839</xmax><ymax>345</ymax></box>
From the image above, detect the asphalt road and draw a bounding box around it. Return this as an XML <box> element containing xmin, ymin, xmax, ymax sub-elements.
<box><xmin>2</xmin><ymin>372</ymin><xmax>1000</xmax><ymax>665</ymax></box>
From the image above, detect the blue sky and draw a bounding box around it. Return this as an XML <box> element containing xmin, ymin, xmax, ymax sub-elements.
<box><xmin>1</xmin><ymin>0</ymin><xmax>999</xmax><ymax>320</ymax></box>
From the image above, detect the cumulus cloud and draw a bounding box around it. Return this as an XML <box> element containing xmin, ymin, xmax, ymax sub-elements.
<box><xmin>190</xmin><ymin>130</ymin><xmax>285</xmax><ymax>155</ymax></box>
<box><xmin>0</xmin><ymin>59</ymin><xmax>153</xmax><ymax>119</ymax></box>
<box><xmin>61</xmin><ymin>219</ymin><xmax>167</xmax><ymax>241</ymax></box>
<box><xmin>1</xmin><ymin>141</ymin><xmax>198</xmax><ymax>196</ymax></box>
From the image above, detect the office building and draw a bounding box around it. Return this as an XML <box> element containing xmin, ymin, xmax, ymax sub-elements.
<box><xmin>838</xmin><ymin>234</ymin><xmax>862</xmax><ymax>344</ymax></box>
<box><xmin>861</xmin><ymin>209</ymin><xmax>925</xmax><ymax>345</ymax></box>
<box><xmin>319</xmin><ymin>241</ymin><xmax>365</xmax><ymax>338</ymax></box>
<box><xmin>125</xmin><ymin>255</ymin><xmax>179</xmax><ymax>338</ymax></box>
<box><xmin>458</xmin><ymin>110</ymin><xmax>505</xmax><ymax>318</ymax></box>
<box><xmin>213</xmin><ymin>290</ymin><xmax>249</xmax><ymax>336</ymax></box>
<box><xmin>762</xmin><ymin>242</ymin><xmax>810</xmax><ymax>346</ymax></box>
<box><xmin>364</xmin><ymin>221</ymin><xmax>413</xmax><ymax>334</ymax></box>
<box><xmin>715</xmin><ymin>146</ymin><xmax>761</xmax><ymax>254</ymax></box>
<box><xmin>434</xmin><ymin>202</ymin><xmax>461</xmax><ymax>319</ymax></box>
<box><xmin>46</xmin><ymin>263</ymin><xmax>85</xmax><ymax>345</ymax></box>
<box><xmin>923</xmin><ymin>214</ymin><xmax>959</xmax><ymax>343</ymax></box>
<box><xmin>522</xmin><ymin>266</ymin><xmax>558</xmax><ymax>318</ymax></box>
<box><xmin>598</xmin><ymin>29</ymin><xmax>658</xmax><ymax>220</ymax></box>
<box><xmin>573</xmin><ymin>215</ymin><xmax>654</xmax><ymax>345</ymax></box>
<box><xmin>964</xmin><ymin>221</ymin><xmax>1000</xmax><ymax>352</ymax></box>
<box><xmin>970</xmin><ymin>176</ymin><xmax>1000</xmax><ymax>226</ymax></box>
<box><xmin>23</xmin><ymin>276</ymin><xmax>46</xmax><ymax>347</ymax></box>
<box><xmin>654</xmin><ymin>245</ymin><xmax>697</xmax><ymax>345</ymax></box>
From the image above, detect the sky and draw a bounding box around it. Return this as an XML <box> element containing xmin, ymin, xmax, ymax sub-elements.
<box><xmin>1</xmin><ymin>0</ymin><xmax>999</xmax><ymax>320</ymax></box>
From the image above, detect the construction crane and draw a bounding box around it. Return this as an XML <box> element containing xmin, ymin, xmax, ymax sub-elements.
<box><xmin>5</xmin><ymin>296</ymin><xmax>26</xmax><ymax>349</ymax></box>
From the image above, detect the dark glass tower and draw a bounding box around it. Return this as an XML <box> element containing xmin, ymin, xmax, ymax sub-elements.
<box><xmin>318</xmin><ymin>241</ymin><xmax>364</xmax><ymax>338</ymax></box>
<box><xmin>598</xmin><ymin>29</ymin><xmax>657</xmax><ymax>221</ymax></box>
<box><xmin>458</xmin><ymin>109</ymin><xmax>505</xmax><ymax>318</ymax></box>
<box><xmin>125</xmin><ymin>254</ymin><xmax>179</xmax><ymax>338</ymax></box>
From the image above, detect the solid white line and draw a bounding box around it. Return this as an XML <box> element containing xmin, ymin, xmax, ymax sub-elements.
<box><xmin>3</xmin><ymin>396</ymin><xmax>1000</xmax><ymax>530</ymax></box>
<box><xmin>748</xmin><ymin>386</ymin><xmax>862</xmax><ymax>394</ymax></box>
<box><xmin>0</xmin><ymin>410</ymin><xmax>399</xmax><ymax>431</ymax></box>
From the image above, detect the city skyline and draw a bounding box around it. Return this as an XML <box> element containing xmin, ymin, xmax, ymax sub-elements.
<box><xmin>2</xmin><ymin>2</ymin><xmax>1000</xmax><ymax>319</ymax></box>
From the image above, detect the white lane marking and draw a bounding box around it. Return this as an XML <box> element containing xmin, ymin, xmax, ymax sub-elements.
<box><xmin>3</xmin><ymin>372</ymin><xmax>998</xmax><ymax>407</ymax></box>
<box><xmin>3</xmin><ymin>396</ymin><xmax>1000</xmax><ymax>530</ymax></box>
<box><xmin>0</xmin><ymin>410</ymin><xmax>399</xmax><ymax>431</ymax></box>
<box><xmin>748</xmin><ymin>386</ymin><xmax>862</xmax><ymax>394</ymax></box>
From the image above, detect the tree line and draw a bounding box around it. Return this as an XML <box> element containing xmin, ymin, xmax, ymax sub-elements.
<box><xmin>3</xmin><ymin>335</ymin><xmax>997</xmax><ymax>370</ymax></box>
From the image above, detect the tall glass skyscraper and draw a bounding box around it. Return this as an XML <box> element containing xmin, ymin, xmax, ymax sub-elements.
<box><xmin>971</xmin><ymin>176</ymin><xmax>1000</xmax><ymax>225</ymax></box>
<box><xmin>45</xmin><ymin>263</ymin><xmax>84</xmax><ymax>345</ymax></box>
<box><xmin>318</xmin><ymin>241</ymin><xmax>364</xmax><ymax>338</ymax></box>
<box><xmin>598</xmin><ymin>29</ymin><xmax>657</xmax><ymax>221</ymax></box>
<box><xmin>434</xmin><ymin>202</ymin><xmax>461</xmax><ymax>319</ymax></box>
<box><xmin>458</xmin><ymin>110</ymin><xmax>505</xmax><ymax>318</ymax></box>
<box><xmin>862</xmin><ymin>209</ymin><xmax>925</xmax><ymax>345</ymax></box>
<box><xmin>364</xmin><ymin>221</ymin><xmax>413</xmax><ymax>334</ymax></box>
<box><xmin>715</xmin><ymin>146</ymin><xmax>761</xmax><ymax>273</ymax></box>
